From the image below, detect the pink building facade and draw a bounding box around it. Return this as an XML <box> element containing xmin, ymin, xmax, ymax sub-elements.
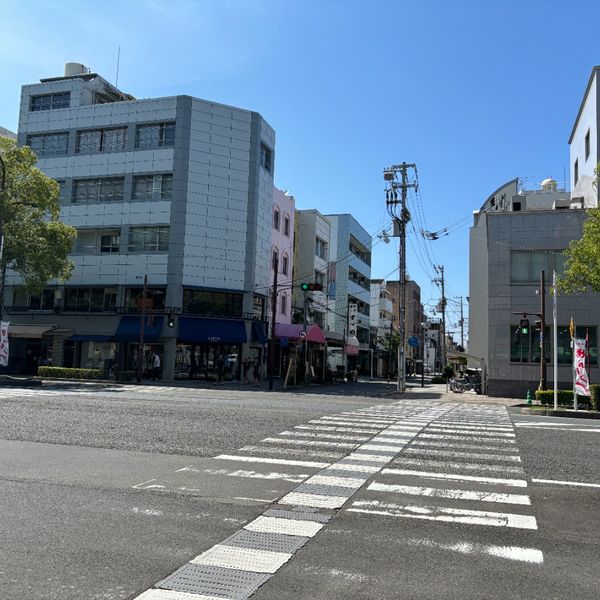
<box><xmin>271</xmin><ymin>188</ymin><xmax>295</xmax><ymax>325</ymax></box>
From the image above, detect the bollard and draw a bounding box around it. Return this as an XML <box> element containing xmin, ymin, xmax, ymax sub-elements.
<box><xmin>526</xmin><ymin>389</ymin><xmax>532</xmax><ymax>405</ymax></box>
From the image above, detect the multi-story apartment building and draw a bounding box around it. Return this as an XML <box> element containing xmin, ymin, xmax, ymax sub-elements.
<box><xmin>569</xmin><ymin>65</ymin><xmax>600</xmax><ymax>207</ymax></box>
<box><xmin>468</xmin><ymin>177</ymin><xmax>598</xmax><ymax>397</ymax></box>
<box><xmin>369</xmin><ymin>278</ymin><xmax>396</xmax><ymax>376</ymax></box>
<box><xmin>271</xmin><ymin>188</ymin><xmax>294</xmax><ymax>326</ymax></box>
<box><xmin>6</xmin><ymin>62</ymin><xmax>274</xmax><ymax>380</ymax></box>
<box><xmin>292</xmin><ymin>209</ymin><xmax>331</xmax><ymax>328</ymax></box>
<box><xmin>325</xmin><ymin>213</ymin><xmax>372</xmax><ymax>370</ymax></box>
<box><xmin>387</xmin><ymin>278</ymin><xmax>424</xmax><ymax>374</ymax></box>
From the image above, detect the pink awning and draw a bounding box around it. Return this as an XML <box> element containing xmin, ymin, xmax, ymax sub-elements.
<box><xmin>274</xmin><ymin>323</ymin><xmax>326</xmax><ymax>344</ymax></box>
<box><xmin>345</xmin><ymin>344</ymin><xmax>360</xmax><ymax>355</ymax></box>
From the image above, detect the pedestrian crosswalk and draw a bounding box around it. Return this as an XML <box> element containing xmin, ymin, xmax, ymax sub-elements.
<box><xmin>135</xmin><ymin>401</ymin><xmax>545</xmax><ymax>599</ymax></box>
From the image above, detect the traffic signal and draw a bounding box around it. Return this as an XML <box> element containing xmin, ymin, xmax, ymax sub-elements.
<box><xmin>167</xmin><ymin>311</ymin><xmax>175</xmax><ymax>328</ymax></box>
<box><xmin>300</xmin><ymin>283</ymin><xmax>323</xmax><ymax>291</ymax></box>
<box><xmin>520</xmin><ymin>318</ymin><xmax>530</xmax><ymax>335</ymax></box>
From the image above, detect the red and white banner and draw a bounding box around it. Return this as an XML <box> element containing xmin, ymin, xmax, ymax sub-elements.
<box><xmin>573</xmin><ymin>338</ymin><xmax>590</xmax><ymax>396</ymax></box>
<box><xmin>0</xmin><ymin>321</ymin><xmax>10</xmax><ymax>367</ymax></box>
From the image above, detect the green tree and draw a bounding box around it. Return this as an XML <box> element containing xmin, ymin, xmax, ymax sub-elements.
<box><xmin>0</xmin><ymin>137</ymin><xmax>77</xmax><ymax>293</ymax></box>
<box><xmin>377</xmin><ymin>330</ymin><xmax>400</xmax><ymax>353</ymax></box>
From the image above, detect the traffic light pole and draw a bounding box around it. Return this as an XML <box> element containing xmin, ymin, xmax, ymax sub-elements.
<box><xmin>268</xmin><ymin>258</ymin><xmax>278</xmax><ymax>391</ymax></box>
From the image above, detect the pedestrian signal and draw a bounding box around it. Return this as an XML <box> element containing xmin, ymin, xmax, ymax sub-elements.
<box><xmin>167</xmin><ymin>311</ymin><xmax>175</xmax><ymax>327</ymax></box>
<box><xmin>519</xmin><ymin>318</ymin><xmax>530</xmax><ymax>335</ymax></box>
<box><xmin>300</xmin><ymin>283</ymin><xmax>323</xmax><ymax>291</ymax></box>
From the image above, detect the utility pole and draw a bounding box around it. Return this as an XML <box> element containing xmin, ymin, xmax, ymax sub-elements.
<box><xmin>459</xmin><ymin>296</ymin><xmax>465</xmax><ymax>349</ymax></box>
<box><xmin>268</xmin><ymin>257</ymin><xmax>278</xmax><ymax>391</ymax></box>
<box><xmin>433</xmin><ymin>265</ymin><xmax>447</xmax><ymax>369</ymax></box>
<box><xmin>303</xmin><ymin>290</ymin><xmax>309</xmax><ymax>383</ymax></box>
<box><xmin>539</xmin><ymin>270</ymin><xmax>547</xmax><ymax>391</ymax></box>
<box><xmin>384</xmin><ymin>162</ymin><xmax>417</xmax><ymax>393</ymax></box>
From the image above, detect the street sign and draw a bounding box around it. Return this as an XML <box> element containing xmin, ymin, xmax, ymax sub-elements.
<box><xmin>408</xmin><ymin>335</ymin><xmax>419</xmax><ymax>347</ymax></box>
<box><xmin>299</xmin><ymin>330</ymin><xmax>307</xmax><ymax>339</ymax></box>
<box><xmin>280</xmin><ymin>336</ymin><xmax>289</xmax><ymax>347</ymax></box>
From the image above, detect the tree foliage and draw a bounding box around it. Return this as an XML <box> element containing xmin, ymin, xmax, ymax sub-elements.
<box><xmin>0</xmin><ymin>137</ymin><xmax>76</xmax><ymax>292</ymax></box>
<box><xmin>377</xmin><ymin>330</ymin><xmax>400</xmax><ymax>353</ymax></box>
<box><xmin>558</xmin><ymin>207</ymin><xmax>600</xmax><ymax>293</ymax></box>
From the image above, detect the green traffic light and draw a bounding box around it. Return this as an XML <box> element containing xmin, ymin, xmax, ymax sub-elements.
<box><xmin>300</xmin><ymin>283</ymin><xmax>309</xmax><ymax>291</ymax></box>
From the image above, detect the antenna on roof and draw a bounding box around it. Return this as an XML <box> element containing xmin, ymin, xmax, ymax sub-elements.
<box><xmin>115</xmin><ymin>46</ymin><xmax>121</xmax><ymax>88</ymax></box>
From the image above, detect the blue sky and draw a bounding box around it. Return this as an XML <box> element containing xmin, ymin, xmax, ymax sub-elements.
<box><xmin>1</xmin><ymin>0</ymin><xmax>599</xmax><ymax>340</ymax></box>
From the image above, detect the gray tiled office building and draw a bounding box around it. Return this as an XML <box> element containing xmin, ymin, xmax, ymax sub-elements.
<box><xmin>469</xmin><ymin>178</ymin><xmax>598</xmax><ymax>397</ymax></box>
<box><xmin>6</xmin><ymin>63</ymin><xmax>274</xmax><ymax>381</ymax></box>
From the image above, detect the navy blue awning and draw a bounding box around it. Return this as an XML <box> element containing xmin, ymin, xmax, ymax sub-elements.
<box><xmin>252</xmin><ymin>321</ymin><xmax>268</xmax><ymax>345</ymax></box>
<box><xmin>179</xmin><ymin>317</ymin><xmax>247</xmax><ymax>344</ymax></box>
<box><xmin>68</xmin><ymin>334</ymin><xmax>113</xmax><ymax>342</ymax></box>
<box><xmin>115</xmin><ymin>316</ymin><xmax>164</xmax><ymax>342</ymax></box>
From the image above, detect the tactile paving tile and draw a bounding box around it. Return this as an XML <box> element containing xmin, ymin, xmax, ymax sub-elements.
<box><xmin>293</xmin><ymin>483</ymin><xmax>359</xmax><ymax>497</ymax></box>
<box><xmin>279</xmin><ymin>491</ymin><xmax>348</xmax><ymax>509</ymax></box>
<box><xmin>317</xmin><ymin>467</ymin><xmax>372</xmax><ymax>480</ymax></box>
<box><xmin>245</xmin><ymin>515</ymin><xmax>324</xmax><ymax>538</ymax></box>
<box><xmin>222</xmin><ymin>528</ymin><xmax>308</xmax><ymax>553</ymax></box>
<box><xmin>191</xmin><ymin>544</ymin><xmax>292</xmax><ymax>574</ymax></box>
<box><xmin>134</xmin><ymin>589</ymin><xmax>226</xmax><ymax>600</ymax></box>
<box><xmin>263</xmin><ymin>508</ymin><xmax>331</xmax><ymax>523</ymax></box>
<box><xmin>158</xmin><ymin>563</ymin><xmax>270</xmax><ymax>599</ymax></box>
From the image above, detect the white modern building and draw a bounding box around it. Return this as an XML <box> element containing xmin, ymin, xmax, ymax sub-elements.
<box><xmin>569</xmin><ymin>65</ymin><xmax>600</xmax><ymax>207</ymax></box>
<box><xmin>6</xmin><ymin>62</ymin><xmax>275</xmax><ymax>381</ymax></box>
<box><xmin>271</xmin><ymin>188</ymin><xmax>295</xmax><ymax>326</ymax></box>
<box><xmin>369</xmin><ymin>278</ymin><xmax>395</xmax><ymax>375</ymax></box>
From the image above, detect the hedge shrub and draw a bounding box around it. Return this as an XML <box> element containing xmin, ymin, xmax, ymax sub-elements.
<box><xmin>431</xmin><ymin>376</ymin><xmax>447</xmax><ymax>384</ymax></box>
<box><xmin>38</xmin><ymin>366</ymin><xmax>104</xmax><ymax>380</ymax></box>
<box><xmin>590</xmin><ymin>384</ymin><xmax>600</xmax><ymax>411</ymax></box>
<box><xmin>535</xmin><ymin>389</ymin><xmax>591</xmax><ymax>408</ymax></box>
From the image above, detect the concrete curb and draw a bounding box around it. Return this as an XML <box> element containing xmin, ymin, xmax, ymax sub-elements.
<box><xmin>520</xmin><ymin>407</ymin><xmax>600</xmax><ymax>419</ymax></box>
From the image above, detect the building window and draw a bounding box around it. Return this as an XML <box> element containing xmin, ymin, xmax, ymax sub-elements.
<box><xmin>574</xmin><ymin>158</ymin><xmax>579</xmax><ymax>185</ymax></box>
<box><xmin>315</xmin><ymin>270</ymin><xmax>325</xmax><ymax>287</ymax></box>
<box><xmin>284</xmin><ymin>215</ymin><xmax>290</xmax><ymax>237</ymax></box>
<box><xmin>128</xmin><ymin>226</ymin><xmax>169</xmax><ymax>252</ymax></box>
<box><xmin>510</xmin><ymin>325</ymin><xmax>597</xmax><ymax>365</ymax></box>
<box><xmin>30</xmin><ymin>92</ymin><xmax>70</xmax><ymax>111</ymax></box>
<box><xmin>125</xmin><ymin>287</ymin><xmax>166</xmax><ymax>312</ymax></box>
<box><xmin>282</xmin><ymin>253</ymin><xmax>289</xmax><ymax>276</ymax></box>
<box><xmin>260</xmin><ymin>142</ymin><xmax>273</xmax><ymax>173</ymax></box>
<box><xmin>28</xmin><ymin>289</ymin><xmax>55</xmax><ymax>311</ymax></box>
<box><xmin>272</xmin><ymin>248</ymin><xmax>279</xmax><ymax>270</ymax></box>
<box><xmin>100</xmin><ymin>232</ymin><xmax>120</xmax><ymax>253</ymax></box>
<box><xmin>273</xmin><ymin>208</ymin><xmax>280</xmax><ymax>230</ymax></box>
<box><xmin>27</xmin><ymin>132</ymin><xmax>68</xmax><ymax>158</ymax></box>
<box><xmin>315</xmin><ymin>237</ymin><xmax>327</xmax><ymax>260</ymax></box>
<box><xmin>72</xmin><ymin>177</ymin><xmax>124</xmax><ymax>203</ymax></box>
<box><xmin>510</xmin><ymin>251</ymin><xmax>567</xmax><ymax>284</ymax></box>
<box><xmin>76</xmin><ymin>127</ymin><xmax>127</xmax><ymax>154</ymax></box>
<box><xmin>135</xmin><ymin>122</ymin><xmax>175</xmax><ymax>149</ymax></box>
<box><xmin>55</xmin><ymin>180</ymin><xmax>66</xmax><ymax>203</ymax></box>
<box><xmin>132</xmin><ymin>174</ymin><xmax>173</xmax><ymax>200</ymax></box>
<box><xmin>64</xmin><ymin>287</ymin><xmax>117</xmax><ymax>312</ymax></box>
<box><xmin>280</xmin><ymin>293</ymin><xmax>287</xmax><ymax>315</ymax></box>
<box><xmin>182</xmin><ymin>289</ymin><xmax>243</xmax><ymax>317</ymax></box>
<box><xmin>349</xmin><ymin>236</ymin><xmax>371</xmax><ymax>265</ymax></box>
<box><xmin>585</xmin><ymin>130</ymin><xmax>591</xmax><ymax>161</ymax></box>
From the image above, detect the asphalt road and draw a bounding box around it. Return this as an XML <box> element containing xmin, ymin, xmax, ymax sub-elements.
<box><xmin>0</xmin><ymin>382</ymin><xmax>598</xmax><ymax>599</ymax></box>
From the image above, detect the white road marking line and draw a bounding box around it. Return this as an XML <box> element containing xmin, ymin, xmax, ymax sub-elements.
<box><xmin>426</xmin><ymin>428</ymin><xmax>515</xmax><ymax>438</ymax></box>
<box><xmin>367</xmin><ymin>482</ymin><xmax>531</xmax><ymax>505</ymax></box>
<box><xmin>435</xmin><ymin>421</ymin><xmax>512</xmax><ymax>428</ymax></box>
<box><xmin>280</xmin><ymin>430</ymin><xmax>370</xmax><ymax>441</ymax></box>
<box><xmin>239</xmin><ymin>445</ymin><xmax>344</xmax><ymax>459</ymax></box>
<box><xmin>201</xmin><ymin>468</ymin><xmax>308</xmax><ymax>483</ymax></box>
<box><xmin>403</xmin><ymin>448</ymin><xmax>522</xmax><ymax>462</ymax></box>
<box><xmin>308</xmin><ymin>474</ymin><xmax>367</xmax><ymax>487</ymax></box>
<box><xmin>418</xmin><ymin>433</ymin><xmax>516</xmax><ymax>444</ymax></box>
<box><xmin>309</xmin><ymin>419</ymin><xmax>383</xmax><ymax>428</ymax></box>
<box><xmin>348</xmin><ymin>500</ymin><xmax>537</xmax><ymax>529</ymax></box>
<box><xmin>359</xmin><ymin>443</ymin><xmax>403</xmax><ymax>453</ymax></box>
<box><xmin>245</xmin><ymin>515</ymin><xmax>324</xmax><ymax>537</ymax></box>
<box><xmin>134</xmin><ymin>589</ymin><xmax>226</xmax><ymax>600</ymax></box>
<box><xmin>261</xmin><ymin>437</ymin><xmax>357</xmax><ymax>449</ymax></box>
<box><xmin>322</xmin><ymin>415</ymin><xmax>395</xmax><ymax>424</ymax></box>
<box><xmin>215</xmin><ymin>454</ymin><xmax>330</xmax><ymax>468</ymax></box>
<box><xmin>191</xmin><ymin>544</ymin><xmax>292</xmax><ymax>574</ymax></box>
<box><xmin>406</xmin><ymin>537</ymin><xmax>544</xmax><ymax>564</ymax></box>
<box><xmin>396</xmin><ymin>457</ymin><xmax>525</xmax><ymax>475</ymax></box>
<box><xmin>132</xmin><ymin>479</ymin><xmax>166</xmax><ymax>490</ymax></box>
<box><xmin>430</xmin><ymin>423</ymin><xmax>513</xmax><ymax>431</ymax></box>
<box><xmin>381</xmin><ymin>468</ymin><xmax>528</xmax><ymax>487</ymax></box>
<box><xmin>532</xmin><ymin>478</ymin><xmax>600</xmax><ymax>488</ymax></box>
<box><xmin>515</xmin><ymin>425</ymin><xmax>600</xmax><ymax>433</ymax></box>
<box><xmin>295</xmin><ymin>424</ymin><xmax>388</xmax><ymax>435</ymax></box>
<box><xmin>411</xmin><ymin>440</ymin><xmax>519</xmax><ymax>453</ymax></box>
<box><xmin>279</xmin><ymin>491</ymin><xmax>349</xmax><ymax>509</ymax></box>
<box><xmin>234</xmin><ymin>496</ymin><xmax>278</xmax><ymax>503</ymax></box>
<box><xmin>327</xmin><ymin>463</ymin><xmax>380</xmax><ymax>473</ymax></box>
<box><xmin>345</xmin><ymin>453</ymin><xmax>391</xmax><ymax>463</ymax></box>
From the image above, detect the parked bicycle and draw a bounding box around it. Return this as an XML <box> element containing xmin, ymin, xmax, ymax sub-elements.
<box><xmin>450</xmin><ymin>370</ymin><xmax>482</xmax><ymax>394</ymax></box>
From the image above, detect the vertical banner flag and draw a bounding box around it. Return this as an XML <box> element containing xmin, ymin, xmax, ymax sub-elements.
<box><xmin>348</xmin><ymin>303</ymin><xmax>358</xmax><ymax>337</ymax></box>
<box><xmin>0</xmin><ymin>321</ymin><xmax>10</xmax><ymax>367</ymax></box>
<box><xmin>574</xmin><ymin>338</ymin><xmax>590</xmax><ymax>396</ymax></box>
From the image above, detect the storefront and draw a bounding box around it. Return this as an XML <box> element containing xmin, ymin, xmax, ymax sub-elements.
<box><xmin>114</xmin><ymin>315</ymin><xmax>165</xmax><ymax>379</ymax></box>
<box><xmin>175</xmin><ymin>316</ymin><xmax>247</xmax><ymax>381</ymax></box>
<box><xmin>274</xmin><ymin>323</ymin><xmax>327</xmax><ymax>383</ymax></box>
